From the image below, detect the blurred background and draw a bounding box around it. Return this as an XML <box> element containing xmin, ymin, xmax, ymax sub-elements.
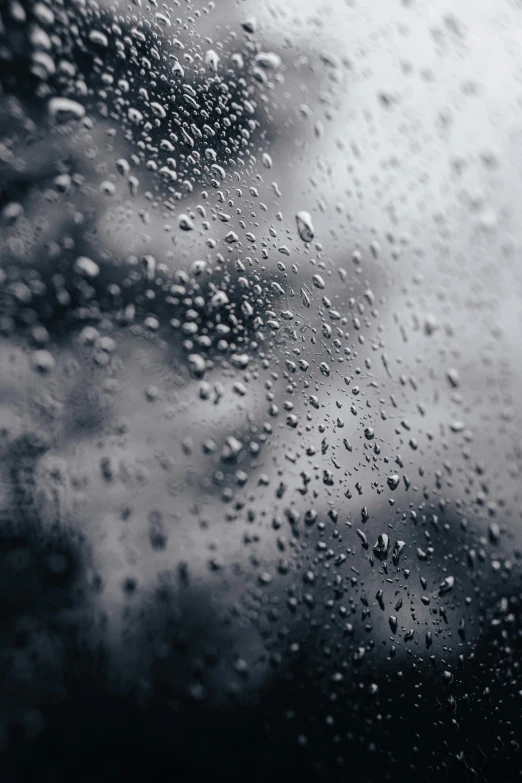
<box><xmin>0</xmin><ymin>0</ymin><xmax>521</xmax><ymax>781</ymax></box>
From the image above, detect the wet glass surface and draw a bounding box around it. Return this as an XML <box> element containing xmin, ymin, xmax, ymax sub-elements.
<box><xmin>0</xmin><ymin>1</ymin><xmax>521</xmax><ymax>781</ymax></box>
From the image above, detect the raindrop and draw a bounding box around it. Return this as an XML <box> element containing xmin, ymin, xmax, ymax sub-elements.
<box><xmin>296</xmin><ymin>210</ymin><xmax>314</xmax><ymax>243</ymax></box>
<box><xmin>178</xmin><ymin>214</ymin><xmax>194</xmax><ymax>231</ymax></box>
<box><xmin>387</xmin><ymin>474</ymin><xmax>400</xmax><ymax>490</ymax></box>
<box><xmin>373</xmin><ymin>533</ymin><xmax>389</xmax><ymax>560</ymax></box>
<box><xmin>48</xmin><ymin>97</ymin><xmax>85</xmax><ymax>121</ymax></box>
<box><xmin>392</xmin><ymin>540</ymin><xmax>406</xmax><ymax>566</ymax></box>
<box><xmin>439</xmin><ymin>576</ymin><xmax>455</xmax><ymax>595</ymax></box>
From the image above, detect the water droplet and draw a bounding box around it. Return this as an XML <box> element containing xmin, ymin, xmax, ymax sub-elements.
<box><xmin>89</xmin><ymin>30</ymin><xmax>108</xmax><ymax>47</ymax></box>
<box><xmin>241</xmin><ymin>17</ymin><xmax>257</xmax><ymax>34</ymax></box>
<box><xmin>392</xmin><ymin>540</ymin><xmax>406</xmax><ymax>566</ymax></box>
<box><xmin>373</xmin><ymin>533</ymin><xmax>389</xmax><ymax>560</ymax></box>
<box><xmin>205</xmin><ymin>49</ymin><xmax>220</xmax><ymax>71</ymax></box>
<box><xmin>31</xmin><ymin>350</ymin><xmax>55</xmax><ymax>373</ymax></box>
<box><xmin>387</xmin><ymin>474</ymin><xmax>400</xmax><ymax>490</ymax></box>
<box><xmin>48</xmin><ymin>97</ymin><xmax>85</xmax><ymax>121</ymax></box>
<box><xmin>178</xmin><ymin>214</ymin><xmax>194</xmax><ymax>231</ymax></box>
<box><xmin>439</xmin><ymin>576</ymin><xmax>455</xmax><ymax>595</ymax></box>
<box><xmin>296</xmin><ymin>210</ymin><xmax>314</xmax><ymax>243</ymax></box>
<box><xmin>74</xmin><ymin>256</ymin><xmax>100</xmax><ymax>278</ymax></box>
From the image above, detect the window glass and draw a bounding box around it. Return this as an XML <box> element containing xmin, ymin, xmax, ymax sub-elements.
<box><xmin>0</xmin><ymin>1</ymin><xmax>521</xmax><ymax>781</ymax></box>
